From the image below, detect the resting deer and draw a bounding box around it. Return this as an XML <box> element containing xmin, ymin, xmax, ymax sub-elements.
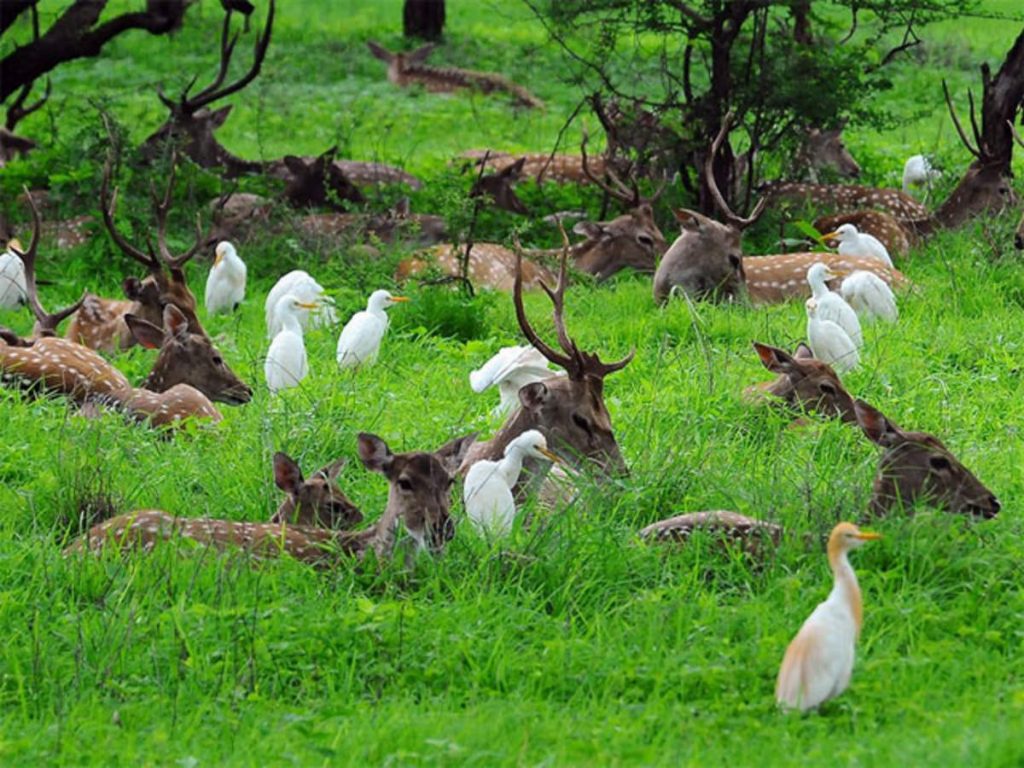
<box><xmin>367</xmin><ymin>42</ymin><xmax>544</xmax><ymax>109</ymax></box>
<box><xmin>653</xmin><ymin>113</ymin><xmax>907</xmax><ymax>305</ymax></box>
<box><xmin>461</xmin><ymin>150</ymin><xmax>610</xmax><ymax>186</ymax></box>
<box><xmin>460</xmin><ymin>244</ymin><xmax>633</xmax><ymax>496</ymax></box>
<box><xmin>67</xmin><ymin>433</ymin><xmax>474</xmax><ymax>562</ymax></box>
<box><xmin>793</xmin><ymin>123</ymin><xmax>861</xmax><ymax>182</ymax></box>
<box><xmin>639</xmin><ymin>511</ymin><xmax>783</xmax><ymax>554</ymax></box>
<box><xmin>745</xmin><ymin>342</ymin><xmax>857</xmax><ymax>424</ymax></box>
<box><xmin>470</xmin><ymin>157</ymin><xmax>530</xmax><ymax>215</ymax></box>
<box><xmin>854</xmin><ymin>400</ymin><xmax>1000</xmax><ymax>519</ymax></box>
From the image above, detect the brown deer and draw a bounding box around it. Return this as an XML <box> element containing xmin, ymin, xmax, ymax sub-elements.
<box><xmin>367</xmin><ymin>42</ymin><xmax>544</xmax><ymax>109</ymax></box>
<box><xmin>460</xmin><ymin>246</ymin><xmax>633</xmax><ymax>495</ymax></box>
<box><xmin>461</xmin><ymin>150</ymin><xmax>609</xmax><ymax>186</ymax></box>
<box><xmin>653</xmin><ymin>114</ymin><xmax>906</xmax><ymax>305</ymax></box>
<box><xmin>67</xmin><ymin>433</ymin><xmax>475</xmax><ymax>561</ymax></box>
<box><xmin>793</xmin><ymin>123</ymin><xmax>861</xmax><ymax>181</ymax></box>
<box><xmin>267</xmin><ymin>454</ymin><xmax>363</xmax><ymax>528</ymax></box>
<box><xmin>745</xmin><ymin>342</ymin><xmax>857</xmax><ymax>424</ymax></box>
<box><xmin>470</xmin><ymin>157</ymin><xmax>530</xmax><ymax>215</ymax></box>
<box><xmin>639</xmin><ymin>511</ymin><xmax>783</xmax><ymax>554</ymax></box>
<box><xmin>758</xmin><ymin>180</ymin><xmax>928</xmax><ymax>222</ymax></box>
<box><xmin>813</xmin><ymin>211</ymin><xmax>912</xmax><ymax>259</ymax></box>
<box><xmin>297</xmin><ymin>197</ymin><xmax>448</xmax><ymax>248</ymax></box>
<box><xmin>854</xmin><ymin>400</ymin><xmax>1000</xmax><ymax>519</ymax></box>
<box><xmin>396</xmin><ymin>243</ymin><xmax>556</xmax><ymax>292</ymax></box>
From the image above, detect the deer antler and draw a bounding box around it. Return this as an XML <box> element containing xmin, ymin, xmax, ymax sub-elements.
<box><xmin>580</xmin><ymin>127</ymin><xmax>642</xmax><ymax>208</ymax></box>
<box><xmin>512</xmin><ymin>226</ymin><xmax>634</xmax><ymax>381</ymax></box>
<box><xmin>942</xmin><ymin>80</ymin><xmax>983</xmax><ymax>159</ymax></box>
<box><xmin>15</xmin><ymin>189</ymin><xmax>86</xmax><ymax>337</ymax></box>
<box><xmin>158</xmin><ymin>0</ymin><xmax>275</xmax><ymax>116</ymax></box>
<box><xmin>149</xmin><ymin>149</ymin><xmax>203</xmax><ymax>271</ymax></box>
<box><xmin>101</xmin><ymin>155</ymin><xmax>162</xmax><ymax>274</ymax></box>
<box><xmin>704</xmin><ymin>111</ymin><xmax>767</xmax><ymax>230</ymax></box>
<box><xmin>1007</xmin><ymin>119</ymin><xmax>1024</xmax><ymax>149</ymax></box>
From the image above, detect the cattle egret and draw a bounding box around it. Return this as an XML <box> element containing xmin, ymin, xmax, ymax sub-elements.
<box><xmin>265</xmin><ymin>270</ymin><xmax>337</xmax><ymax>338</ymax></box>
<box><xmin>822</xmin><ymin>223</ymin><xmax>893</xmax><ymax>268</ymax></box>
<box><xmin>0</xmin><ymin>239</ymin><xmax>28</xmax><ymax>310</ymax></box>
<box><xmin>806</xmin><ymin>263</ymin><xmax>863</xmax><ymax>347</ymax></box>
<box><xmin>265</xmin><ymin>295</ymin><xmax>318</xmax><ymax>393</ymax></box>
<box><xmin>806</xmin><ymin>298</ymin><xmax>859</xmax><ymax>373</ymax></box>
<box><xmin>463</xmin><ymin>430</ymin><xmax>561</xmax><ymax>536</ymax></box>
<box><xmin>902</xmin><ymin>154</ymin><xmax>941</xmax><ymax>195</ymax></box>
<box><xmin>776</xmin><ymin>522</ymin><xmax>881</xmax><ymax>712</ymax></box>
<box><xmin>840</xmin><ymin>271</ymin><xmax>898</xmax><ymax>323</ymax></box>
<box><xmin>205</xmin><ymin>241</ymin><xmax>247</xmax><ymax>315</ymax></box>
<box><xmin>336</xmin><ymin>290</ymin><xmax>408</xmax><ymax>370</ymax></box>
<box><xmin>469</xmin><ymin>345</ymin><xmax>558</xmax><ymax>417</ymax></box>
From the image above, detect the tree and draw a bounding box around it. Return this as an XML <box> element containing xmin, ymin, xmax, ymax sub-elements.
<box><xmin>403</xmin><ymin>0</ymin><xmax>445</xmax><ymax>41</ymax></box>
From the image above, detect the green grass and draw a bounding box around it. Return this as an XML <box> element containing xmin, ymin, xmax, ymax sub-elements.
<box><xmin>1</xmin><ymin>1</ymin><xmax>1024</xmax><ymax>765</ymax></box>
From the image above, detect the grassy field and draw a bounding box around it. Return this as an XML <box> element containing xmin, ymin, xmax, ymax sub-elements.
<box><xmin>1</xmin><ymin>1</ymin><xmax>1024</xmax><ymax>765</ymax></box>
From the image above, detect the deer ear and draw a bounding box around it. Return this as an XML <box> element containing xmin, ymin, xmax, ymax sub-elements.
<box><xmin>124</xmin><ymin>314</ymin><xmax>164</xmax><ymax>349</ymax></box>
<box><xmin>283</xmin><ymin>156</ymin><xmax>308</xmax><ymax>176</ymax></box>
<box><xmin>752</xmin><ymin>342</ymin><xmax>795</xmax><ymax>373</ymax></box>
<box><xmin>315</xmin><ymin>457</ymin><xmax>347</xmax><ymax>483</ymax></box>
<box><xmin>163</xmin><ymin>304</ymin><xmax>190</xmax><ymax>342</ymax></box>
<box><xmin>435</xmin><ymin>432</ymin><xmax>478</xmax><ymax>474</ymax></box>
<box><xmin>854</xmin><ymin>399</ymin><xmax>903</xmax><ymax>447</ymax></box>
<box><xmin>503</xmin><ymin>157</ymin><xmax>526</xmax><ymax>178</ymax></box>
<box><xmin>794</xmin><ymin>343</ymin><xmax>815</xmax><ymax>360</ymax></box>
<box><xmin>123</xmin><ymin>277</ymin><xmax>143</xmax><ymax>300</ymax></box>
<box><xmin>572</xmin><ymin>221</ymin><xmax>604</xmax><ymax>240</ymax></box>
<box><xmin>393</xmin><ymin>197</ymin><xmax>411</xmax><ymax>217</ymax></box>
<box><xmin>207</xmin><ymin>105</ymin><xmax>233</xmax><ymax>128</ymax></box>
<box><xmin>673</xmin><ymin>209</ymin><xmax>703</xmax><ymax>231</ymax></box>
<box><xmin>518</xmin><ymin>381</ymin><xmax>550</xmax><ymax>411</ymax></box>
<box><xmin>408</xmin><ymin>43</ymin><xmax>436</xmax><ymax>64</ymax></box>
<box><xmin>273</xmin><ymin>452</ymin><xmax>305</xmax><ymax>494</ymax></box>
<box><xmin>366</xmin><ymin>41</ymin><xmax>393</xmax><ymax>62</ymax></box>
<box><xmin>358</xmin><ymin>432</ymin><xmax>393</xmax><ymax>474</ymax></box>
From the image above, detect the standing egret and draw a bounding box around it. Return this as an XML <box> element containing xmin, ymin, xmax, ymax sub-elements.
<box><xmin>806</xmin><ymin>298</ymin><xmax>859</xmax><ymax>373</ymax></box>
<box><xmin>265</xmin><ymin>295</ymin><xmax>319</xmax><ymax>393</ymax></box>
<box><xmin>205</xmin><ymin>241</ymin><xmax>247</xmax><ymax>315</ymax></box>
<box><xmin>463</xmin><ymin>429</ymin><xmax>561</xmax><ymax>536</ymax></box>
<box><xmin>822</xmin><ymin>223</ymin><xmax>893</xmax><ymax>268</ymax></box>
<box><xmin>776</xmin><ymin>522</ymin><xmax>881</xmax><ymax>712</ymax></box>
<box><xmin>0</xmin><ymin>239</ymin><xmax>28</xmax><ymax>310</ymax></box>
<box><xmin>336</xmin><ymin>289</ymin><xmax>408</xmax><ymax>370</ymax></box>
<box><xmin>902</xmin><ymin>154</ymin><xmax>941</xmax><ymax>196</ymax></box>
<box><xmin>806</xmin><ymin>263</ymin><xmax>863</xmax><ymax>347</ymax></box>
<box><xmin>840</xmin><ymin>271</ymin><xmax>898</xmax><ymax>323</ymax></box>
<box><xmin>265</xmin><ymin>270</ymin><xmax>337</xmax><ymax>338</ymax></box>
<box><xmin>470</xmin><ymin>345</ymin><xmax>558</xmax><ymax>417</ymax></box>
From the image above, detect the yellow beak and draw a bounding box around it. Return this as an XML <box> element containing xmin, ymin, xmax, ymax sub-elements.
<box><xmin>213</xmin><ymin>251</ymin><xmax>224</xmax><ymax>266</ymax></box>
<box><xmin>538</xmin><ymin>447</ymin><xmax>562</xmax><ymax>464</ymax></box>
<box><xmin>821</xmin><ymin>230</ymin><xmax>841</xmax><ymax>241</ymax></box>
<box><xmin>856</xmin><ymin>531</ymin><xmax>882</xmax><ymax>541</ymax></box>
<box><xmin>296</xmin><ymin>301</ymin><xmax>320</xmax><ymax>310</ymax></box>
<box><xmin>7</xmin><ymin>238</ymin><xmax>24</xmax><ymax>254</ymax></box>
<box><xmin>389</xmin><ymin>296</ymin><xmax>410</xmax><ymax>303</ymax></box>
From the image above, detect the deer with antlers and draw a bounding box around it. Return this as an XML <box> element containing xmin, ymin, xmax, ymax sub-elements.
<box><xmin>459</xmin><ymin>244</ymin><xmax>633</xmax><ymax>497</ymax></box>
<box><xmin>653</xmin><ymin>113</ymin><xmax>907</xmax><ymax>305</ymax></box>
<box><xmin>68</xmin><ymin>432</ymin><xmax>475</xmax><ymax>561</ymax></box>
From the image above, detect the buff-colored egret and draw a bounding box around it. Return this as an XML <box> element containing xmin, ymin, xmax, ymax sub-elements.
<box><xmin>0</xmin><ymin>239</ymin><xmax>28</xmax><ymax>310</ymax></box>
<box><xmin>470</xmin><ymin>345</ymin><xmax>557</xmax><ymax>417</ymax></box>
<box><xmin>336</xmin><ymin>290</ymin><xmax>408</xmax><ymax>370</ymax></box>
<box><xmin>463</xmin><ymin>430</ymin><xmax>561</xmax><ymax>536</ymax></box>
<box><xmin>840</xmin><ymin>271</ymin><xmax>898</xmax><ymax>323</ymax></box>
<box><xmin>265</xmin><ymin>270</ymin><xmax>337</xmax><ymax>338</ymax></box>
<box><xmin>822</xmin><ymin>223</ymin><xmax>893</xmax><ymax>268</ymax></box>
<box><xmin>902</xmin><ymin>154</ymin><xmax>941</xmax><ymax>196</ymax></box>
<box><xmin>265</xmin><ymin>295</ymin><xmax>319</xmax><ymax>393</ymax></box>
<box><xmin>776</xmin><ymin>522</ymin><xmax>881</xmax><ymax>712</ymax></box>
<box><xmin>806</xmin><ymin>263</ymin><xmax>862</xmax><ymax>347</ymax></box>
<box><xmin>806</xmin><ymin>298</ymin><xmax>859</xmax><ymax>373</ymax></box>
<box><xmin>205</xmin><ymin>241</ymin><xmax>247</xmax><ymax>315</ymax></box>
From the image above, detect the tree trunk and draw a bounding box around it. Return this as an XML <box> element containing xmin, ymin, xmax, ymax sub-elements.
<box><xmin>403</xmin><ymin>0</ymin><xmax>445</xmax><ymax>41</ymax></box>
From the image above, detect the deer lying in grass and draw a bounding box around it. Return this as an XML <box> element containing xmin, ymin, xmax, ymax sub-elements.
<box><xmin>367</xmin><ymin>42</ymin><xmax>544</xmax><ymax>109</ymax></box>
<box><xmin>745</xmin><ymin>342</ymin><xmax>857</xmax><ymax>424</ymax></box>
<box><xmin>653</xmin><ymin>115</ymin><xmax>907</xmax><ymax>305</ymax></box>
<box><xmin>853</xmin><ymin>400</ymin><xmax>1000</xmax><ymax>519</ymax></box>
<box><xmin>67</xmin><ymin>433</ymin><xmax>475</xmax><ymax>561</ymax></box>
<box><xmin>460</xmin><ymin>245</ymin><xmax>633</xmax><ymax>497</ymax></box>
<box><xmin>639</xmin><ymin>511</ymin><xmax>783</xmax><ymax>554</ymax></box>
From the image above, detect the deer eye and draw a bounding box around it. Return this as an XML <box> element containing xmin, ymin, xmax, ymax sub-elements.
<box><xmin>929</xmin><ymin>455</ymin><xmax>952</xmax><ymax>473</ymax></box>
<box><xmin>572</xmin><ymin>413</ymin><xmax>594</xmax><ymax>435</ymax></box>
<box><xmin>212</xmin><ymin>354</ymin><xmax>224</xmax><ymax>366</ymax></box>
<box><xmin>397</xmin><ymin>478</ymin><xmax>414</xmax><ymax>492</ymax></box>
<box><xmin>637</xmin><ymin>233</ymin><xmax>655</xmax><ymax>248</ymax></box>
<box><xmin>818</xmin><ymin>381</ymin><xmax>837</xmax><ymax>396</ymax></box>
<box><xmin>728</xmin><ymin>254</ymin><xmax>742</xmax><ymax>270</ymax></box>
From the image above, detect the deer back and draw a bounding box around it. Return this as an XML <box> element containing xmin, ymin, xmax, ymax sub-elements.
<box><xmin>761</xmin><ymin>182</ymin><xmax>928</xmax><ymax>222</ymax></box>
<box><xmin>854</xmin><ymin>400</ymin><xmax>1000</xmax><ymax>519</ymax></box>
<box><xmin>396</xmin><ymin>243</ymin><xmax>556</xmax><ymax>292</ymax></box>
<box><xmin>814</xmin><ymin>210</ymin><xmax>913</xmax><ymax>257</ymax></box>
<box><xmin>463</xmin><ymin>152</ymin><xmax>607</xmax><ymax>185</ymax></box>
<box><xmin>744</xmin><ymin>252</ymin><xmax>906</xmax><ymax>305</ymax></box>
<box><xmin>746</xmin><ymin>342</ymin><xmax>856</xmax><ymax>423</ymax></box>
<box><xmin>121</xmin><ymin>384</ymin><xmax>223</xmax><ymax>428</ymax></box>
<box><xmin>639</xmin><ymin>511</ymin><xmax>783</xmax><ymax>554</ymax></box>
<box><xmin>0</xmin><ymin>336</ymin><xmax>132</xmax><ymax>405</ymax></box>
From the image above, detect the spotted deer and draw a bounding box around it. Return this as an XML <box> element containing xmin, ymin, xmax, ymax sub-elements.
<box><xmin>297</xmin><ymin>197</ymin><xmax>448</xmax><ymax>248</ymax></box>
<box><xmin>367</xmin><ymin>42</ymin><xmax>544</xmax><ymax>109</ymax></box>
<box><xmin>460</xmin><ymin>245</ymin><xmax>634</xmax><ymax>496</ymax></box>
<box><xmin>461</xmin><ymin>150</ymin><xmax>609</xmax><ymax>185</ymax></box>
<box><xmin>67</xmin><ymin>433</ymin><xmax>475</xmax><ymax>562</ymax></box>
<box><xmin>745</xmin><ymin>342</ymin><xmax>857</xmax><ymax>424</ymax></box>
<box><xmin>653</xmin><ymin>114</ymin><xmax>906</xmax><ymax>305</ymax></box>
<box><xmin>853</xmin><ymin>400</ymin><xmax>1000</xmax><ymax>519</ymax></box>
<box><xmin>639</xmin><ymin>511</ymin><xmax>783</xmax><ymax>554</ymax></box>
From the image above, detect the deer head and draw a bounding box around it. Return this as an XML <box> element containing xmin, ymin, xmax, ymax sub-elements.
<box><xmin>141</xmin><ymin>0</ymin><xmax>273</xmax><ymax>176</ymax></box>
<box><xmin>470</xmin><ymin>156</ymin><xmax>529</xmax><ymax>215</ymax></box>
<box><xmin>799</xmin><ymin>123</ymin><xmax>861</xmax><ymax>180</ymax></box>
<box><xmin>366</xmin><ymin>41</ymin><xmax>436</xmax><ymax>84</ymax></box>
<box><xmin>269</xmin><ymin>452</ymin><xmax>364</xmax><ymax>528</ymax></box>
<box><xmin>125</xmin><ymin>304</ymin><xmax>253</xmax><ymax>405</ymax></box>
<box><xmin>854</xmin><ymin>399</ymin><xmax>1000</xmax><ymax>519</ymax></box>
<box><xmin>749</xmin><ymin>342</ymin><xmax>856</xmax><ymax>423</ymax></box>
<box><xmin>571</xmin><ymin>203</ymin><xmax>666</xmax><ymax>280</ymax></box>
<box><xmin>357</xmin><ymin>431</ymin><xmax>475</xmax><ymax>554</ymax></box>
<box><xmin>275</xmin><ymin>148</ymin><xmax>364</xmax><ymax>209</ymax></box>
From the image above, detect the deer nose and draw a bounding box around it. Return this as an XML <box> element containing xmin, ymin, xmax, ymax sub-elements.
<box><xmin>985</xmin><ymin>495</ymin><xmax>1001</xmax><ymax>517</ymax></box>
<box><xmin>442</xmin><ymin>516</ymin><xmax>456</xmax><ymax>542</ymax></box>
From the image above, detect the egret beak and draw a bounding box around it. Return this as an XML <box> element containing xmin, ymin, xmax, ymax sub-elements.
<box><xmin>389</xmin><ymin>296</ymin><xmax>410</xmax><ymax>303</ymax></box>
<box><xmin>296</xmin><ymin>301</ymin><xmax>320</xmax><ymax>310</ymax></box>
<box><xmin>829</xmin><ymin>268</ymin><xmax>850</xmax><ymax>278</ymax></box>
<box><xmin>7</xmin><ymin>238</ymin><xmax>24</xmax><ymax>254</ymax></box>
<box><xmin>855</xmin><ymin>531</ymin><xmax>882</xmax><ymax>541</ymax></box>
<box><xmin>538</xmin><ymin>447</ymin><xmax>562</xmax><ymax>464</ymax></box>
<box><xmin>213</xmin><ymin>247</ymin><xmax>224</xmax><ymax>266</ymax></box>
<box><xmin>821</xmin><ymin>230</ymin><xmax>841</xmax><ymax>241</ymax></box>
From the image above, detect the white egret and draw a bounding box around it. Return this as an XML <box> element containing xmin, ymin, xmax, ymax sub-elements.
<box><xmin>265</xmin><ymin>270</ymin><xmax>337</xmax><ymax>338</ymax></box>
<box><xmin>840</xmin><ymin>271</ymin><xmax>898</xmax><ymax>323</ymax></box>
<box><xmin>806</xmin><ymin>298</ymin><xmax>859</xmax><ymax>373</ymax></box>
<box><xmin>463</xmin><ymin>429</ymin><xmax>561</xmax><ymax>536</ymax></box>
<box><xmin>902</xmin><ymin>154</ymin><xmax>941</xmax><ymax>196</ymax></box>
<box><xmin>0</xmin><ymin>239</ymin><xmax>28</xmax><ymax>310</ymax></box>
<box><xmin>336</xmin><ymin>290</ymin><xmax>408</xmax><ymax>370</ymax></box>
<box><xmin>822</xmin><ymin>223</ymin><xmax>893</xmax><ymax>268</ymax></box>
<box><xmin>776</xmin><ymin>522</ymin><xmax>881</xmax><ymax>712</ymax></box>
<box><xmin>205</xmin><ymin>241</ymin><xmax>247</xmax><ymax>315</ymax></box>
<box><xmin>469</xmin><ymin>345</ymin><xmax>558</xmax><ymax>417</ymax></box>
<box><xmin>806</xmin><ymin>263</ymin><xmax>863</xmax><ymax>347</ymax></box>
<box><xmin>265</xmin><ymin>294</ymin><xmax>319</xmax><ymax>393</ymax></box>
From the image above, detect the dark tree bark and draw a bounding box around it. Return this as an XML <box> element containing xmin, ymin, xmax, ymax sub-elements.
<box><xmin>403</xmin><ymin>0</ymin><xmax>445</xmax><ymax>41</ymax></box>
<box><xmin>0</xmin><ymin>0</ymin><xmax>192</xmax><ymax>103</ymax></box>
